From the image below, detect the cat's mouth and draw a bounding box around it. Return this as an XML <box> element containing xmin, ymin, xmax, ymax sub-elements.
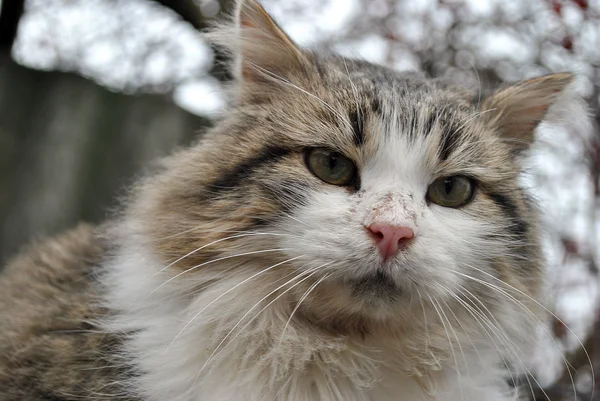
<box><xmin>349</xmin><ymin>269</ymin><xmax>400</xmax><ymax>301</ymax></box>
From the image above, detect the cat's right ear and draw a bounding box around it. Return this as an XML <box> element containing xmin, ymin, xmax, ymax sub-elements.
<box><xmin>479</xmin><ymin>73</ymin><xmax>574</xmax><ymax>154</ymax></box>
<box><xmin>225</xmin><ymin>0</ymin><xmax>308</xmax><ymax>91</ymax></box>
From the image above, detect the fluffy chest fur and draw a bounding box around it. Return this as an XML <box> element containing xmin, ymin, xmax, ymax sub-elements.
<box><xmin>104</xmin><ymin>241</ymin><xmax>517</xmax><ymax>401</ymax></box>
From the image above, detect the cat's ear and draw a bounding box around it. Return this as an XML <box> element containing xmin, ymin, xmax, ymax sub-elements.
<box><xmin>480</xmin><ymin>73</ymin><xmax>574</xmax><ymax>152</ymax></box>
<box><xmin>232</xmin><ymin>0</ymin><xmax>308</xmax><ymax>88</ymax></box>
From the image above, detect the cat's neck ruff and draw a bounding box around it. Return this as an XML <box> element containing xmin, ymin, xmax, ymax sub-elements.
<box><xmin>103</xmin><ymin>234</ymin><xmax>519</xmax><ymax>401</ymax></box>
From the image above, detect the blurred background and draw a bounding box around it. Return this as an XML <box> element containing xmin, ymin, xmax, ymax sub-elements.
<box><xmin>0</xmin><ymin>0</ymin><xmax>599</xmax><ymax>399</ymax></box>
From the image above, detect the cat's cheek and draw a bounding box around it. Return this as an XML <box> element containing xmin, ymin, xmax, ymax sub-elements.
<box><xmin>398</xmin><ymin>240</ymin><xmax>463</xmax><ymax>298</ymax></box>
<box><xmin>410</xmin><ymin>212</ymin><xmax>496</xmax><ymax>292</ymax></box>
<box><xmin>275</xmin><ymin>190</ymin><xmax>368</xmax><ymax>259</ymax></box>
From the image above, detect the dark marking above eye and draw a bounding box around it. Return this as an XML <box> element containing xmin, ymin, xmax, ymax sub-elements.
<box><xmin>409</xmin><ymin>113</ymin><xmax>418</xmax><ymax>142</ymax></box>
<box><xmin>209</xmin><ymin>145</ymin><xmax>291</xmax><ymax>193</ymax></box>
<box><xmin>422</xmin><ymin>112</ymin><xmax>438</xmax><ymax>137</ymax></box>
<box><xmin>349</xmin><ymin>109</ymin><xmax>364</xmax><ymax>147</ymax></box>
<box><xmin>439</xmin><ymin>120</ymin><xmax>460</xmax><ymax>161</ymax></box>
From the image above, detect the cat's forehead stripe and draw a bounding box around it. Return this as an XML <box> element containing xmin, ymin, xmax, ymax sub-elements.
<box><xmin>349</xmin><ymin>108</ymin><xmax>364</xmax><ymax>147</ymax></box>
<box><xmin>340</xmin><ymin>76</ymin><xmax>469</xmax><ymax>158</ymax></box>
<box><xmin>438</xmin><ymin>117</ymin><xmax>462</xmax><ymax>161</ymax></box>
<box><xmin>421</xmin><ymin>111</ymin><xmax>437</xmax><ymax>139</ymax></box>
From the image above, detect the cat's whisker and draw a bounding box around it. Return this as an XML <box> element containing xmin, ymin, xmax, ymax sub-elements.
<box><xmin>460</xmin><ymin>261</ymin><xmax>594</xmax><ymax>397</ymax></box>
<box><xmin>173</xmin><ymin>228</ymin><xmax>299</xmax><ymax>237</ymax></box>
<box><xmin>451</xmin><ymin>266</ymin><xmax>580</xmax><ymax>400</ymax></box>
<box><xmin>457</xmin><ymin>282</ymin><xmax>544</xmax><ymax>397</ymax></box>
<box><xmin>468</xmin><ymin>59</ymin><xmax>482</xmax><ymax>107</ymax></box>
<box><xmin>246</xmin><ymin>61</ymin><xmax>355</xmax><ymax>132</ymax></box>
<box><xmin>165</xmin><ymin>255</ymin><xmax>305</xmax><ymax>353</ymax></box>
<box><xmin>278</xmin><ymin>272</ymin><xmax>331</xmax><ymax>345</ymax></box>
<box><xmin>277</xmin><ymin>210</ymin><xmax>310</xmax><ymax>227</ymax></box>
<box><xmin>193</xmin><ymin>252</ymin><xmax>307</xmax><ymax>294</ymax></box>
<box><xmin>189</xmin><ymin>262</ymin><xmax>333</xmax><ymax>394</ymax></box>
<box><xmin>214</xmin><ymin>263</ymin><xmax>332</xmax><ymax>355</ymax></box>
<box><xmin>141</xmin><ymin>216</ymin><xmax>238</xmax><ymax>242</ymax></box>
<box><xmin>148</xmin><ymin>228</ymin><xmax>302</xmax><ymax>264</ymax></box>
<box><xmin>436</xmin><ymin>283</ymin><xmax>524</xmax><ymax>397</ymax></box>
<box><xmin>458</xmin><ymin>285</ymin><xmax>556</xmax><ymax>401</ymax></box>
<box><xmin>433</xmin><ymin>278</ymin><xmax>527</xmax><ymax>393</ymax></box>
<box><xmin>428</xmin><ymin>294</ymin><xmax>464</xmax><ymax>401</ymax></box>
<box><xmin>438</xmin><ymin>296</ymin><xmax>472</xmax><ymax>378</ymax></box>
<box><xmin>437</xmin><ymin>285</ymin><xmax>509</xmax><ymax>385</ymax></box>
<box><xmin>152</xmin><ymin>233</ymin><xmax>292</xmax><ymax>277</ymax></box>
<box><xmin>458</xmin><ymin>108</ymin><xmax>497</xmax><ymax>131</ymax></box>
<box><xmin>416</xmin><ymin>289</ymin><xmax>430</xmax><ymax>356</ymax></box>
<box><xmin>341</xmin><ymin>56</ymin><xmax>364</xmax><ymax>136</ymax></box>
<box><xmin>176</xmin><ymin>231</ymin><xmax>301</xmax><ymax>241</ymax></box>
<box><xmin>197</xmin><ymin>257</ymin><xmax>309</xmax><ymax>296</ymax></box>
<box><xmin>149</xmin><ymin>248</ymin><xmax>291</xmax><ymax>294</ymax></box>
<box><xmin>449</xmin><ymin>285</ymin><xmax>537</xmax><ymax>400</ymax></box>
<box><xmin>145</xmin><ymin>222</ymin><xmax>225</xmax><ymax>242</ymax></box>
<box><xmin>151</xmin><ymin>261</ymin><xmax>302</xmax><ymax>305</ymax></box>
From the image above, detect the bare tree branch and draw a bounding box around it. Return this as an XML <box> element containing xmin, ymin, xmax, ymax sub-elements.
<box><xmin>150</xmin><ymin>0</ymin><xmax>235</xmax><ymax>81</ymax></box>
<box><xmin>0</xmin><ymin>0</ymin><xmax>25</xmax><ymax>52</ymax></box>
<box><xmin>150</xmin><ymin>0</ymin><xmax>211</xmax><ymax>30</ymax></box>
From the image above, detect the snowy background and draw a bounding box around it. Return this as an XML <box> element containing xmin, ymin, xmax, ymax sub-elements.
<box><xmin>3</xmin><ymin>0</ymin><xmax>600</xmax><ymax>398</ymax></box>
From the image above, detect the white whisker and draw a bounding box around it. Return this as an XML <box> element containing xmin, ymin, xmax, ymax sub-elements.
<box><xmin>149</xmin><ymin>248</ymin><xmax>291</xmax><ymax>294</ymax></box>
<box><xmin>152</xmin><ymin>233</ymin><xmax>291</xmax><ymax>277</ymax></box>
<box><xmin>247</xmin><ymin>61</ymin><xmax>354</xmax><ymax>132</ymax></box>
<box><xmin>278</xmin><ymin>272</ymin><xmax>331</xmax><ymax>344</ymax></box>
<box><xmin>189</xmin><ymin>262</ymin><xmax>332</xmax><ymax>395</ymax></box>
<box><xmin>428</xmin><ymin>294</ymin><xmax>464</xmax><ymax>401</ymax></box>
<box><xmin>451</xmin><ymin>267</ymin><xmax>578</xmax><ymax>400</ymax></box>
<box><xmin>165</xmin><ymin>255</ymin><xmax>305</xmax><ymax>352</ymax></box>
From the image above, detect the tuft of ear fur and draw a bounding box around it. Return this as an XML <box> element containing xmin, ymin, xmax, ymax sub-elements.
<box><xmin>225</xmin><ymin>0</ymin><xmax>308</xmax><ymax>89</ymax></box>
<box><xmin>480</xmin><ymin>73</ymin><xmax>575</xmax><ymax>152</ymax></box>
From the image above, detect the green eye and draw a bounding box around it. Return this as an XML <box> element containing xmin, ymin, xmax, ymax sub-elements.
<box><xmin>427</xmin><ymin>176</ymin><xmax>475</xmax><ymax>208</ymax></box>
<box><xmin>306</xmin><ymin>148</ymin><xmax>357</xmax><ymax>186</ymax></box>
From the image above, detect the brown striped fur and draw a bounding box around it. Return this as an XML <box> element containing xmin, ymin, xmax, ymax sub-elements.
<box><xmin>0</xmin><ymin>225</ymin><xmax>135</xmax><ymax>400</ymax></box>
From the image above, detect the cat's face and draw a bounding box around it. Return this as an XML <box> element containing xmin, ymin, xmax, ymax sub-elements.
<box><xmin>137</xmin><ymin>1</ymin><xmax>570</xmax><ymax>328</ymax></box>
<box><xmin>226</xmin><ymin>67</ymin><xmax>536</xmax><ymax>319</ymax></box>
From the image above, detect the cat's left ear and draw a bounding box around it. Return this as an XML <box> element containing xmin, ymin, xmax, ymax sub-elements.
<box><xmin>232</xmin><ymin>0</ymin><xmax>308</xmax><ymax>89</ymax></box>
<box><xmin>480</xmin><ymin>73</ymin><xmax>574</xmax><ymax>153</ymax></box>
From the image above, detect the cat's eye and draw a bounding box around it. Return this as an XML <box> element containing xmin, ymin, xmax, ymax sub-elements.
<box><xmin>305</xmin><ymin>148</ymin><xmax>357</xmax><ymax>187</ymax></box>
<box><xmin>427</xmin><ymin>176</ymin><xmax>475</xmax><ymax>208</ymax></box>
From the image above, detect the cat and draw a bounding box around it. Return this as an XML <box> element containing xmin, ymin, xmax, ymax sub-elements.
<box><xmin>0</xmin><ymin>0</ymin><xmax>581</xmax><ymax>400</ymax></box>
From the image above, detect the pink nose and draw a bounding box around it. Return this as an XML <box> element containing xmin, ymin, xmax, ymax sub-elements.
<box><xmin>367</xmin><ymin>223</ymin><xmax>414</xmax><ymax>261</ymax></box>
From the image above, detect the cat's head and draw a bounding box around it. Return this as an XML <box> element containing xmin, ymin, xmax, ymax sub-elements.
<box><xmin>134</xmin><ymin>0</ymin><xmax>571</xmax><ymax>333</ymax></box>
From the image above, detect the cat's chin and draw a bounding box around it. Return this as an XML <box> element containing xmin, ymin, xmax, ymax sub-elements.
<box><xmin>298</xmin><ymin>271</ymin><xmax>416</xmax><ymax>333</ymax></box>
<box><xmin>348</xmin><ymin>269</ymin><xmax>402</xmax><ymax>302</ymax></box>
